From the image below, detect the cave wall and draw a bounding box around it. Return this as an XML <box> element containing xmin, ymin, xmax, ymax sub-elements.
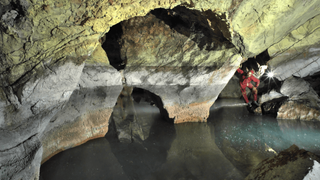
<box><xmin>268</xmin><ymin>14</ymin><xmax>320</xmax><ymax>81</ymax></box>
<box><xmin>120</xmin><ymin>8</ymin><xmax>242</xmax><ymax>123</ymax></box>
<box><xmin>40</xmin><ymin>44</ymin><xmax>123</xmax><ymax>163</ymax></box>
<box><xmin>0</xmin><ymin>0</ymin><xmax>320</xmax><ymax>179</ymax></box>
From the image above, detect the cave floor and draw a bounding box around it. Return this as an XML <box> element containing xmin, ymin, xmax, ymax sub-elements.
<box><xmin>40</xmin><ymin>99</ymin><xmax>320</xmax><ymax>180</ymax></box>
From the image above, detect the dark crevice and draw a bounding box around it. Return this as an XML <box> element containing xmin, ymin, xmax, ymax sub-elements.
<box><xmin>303</xmin><ymin>72</ymin><xmax>320</xmax><ymax>96</ymax></box>
<box><xmin>261</xmin><ymin>98</ymin><xmax>287</xmax><ymax>117</ymax></box>
<box><xmin>10</xmin><ymin>1</ymin><xmax>26</xmax><ymax>18</ymax></box>
<box><xmin>101</xmin><ymin>23</ymin><xmax>125</xmax><ymax>71</ymax></box>
<box><xmin>151</xmin><ymin>6</ymin><xmax>234</xmax><ymax>51</ymax></box>
<box><xmin>0</xmin><ymin>133</ymin><xmax>38</xmax><ymax>152</ymax></box>
<box><xmin>240</xmin><ymin>49</ymin><xmax>270</xmax><ymax>73</ymax></box>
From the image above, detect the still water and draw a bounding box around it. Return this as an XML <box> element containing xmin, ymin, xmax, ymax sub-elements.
<box><xmin>40</xmin><ymin>99</ymin><xmax>320</xmax><ymax>180</ymax></box>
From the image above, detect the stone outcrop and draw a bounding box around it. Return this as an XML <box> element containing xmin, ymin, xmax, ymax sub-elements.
<box><xmin>277</xmin><ymin>77</ymin><xmax>320</xmax><ymax>121</ymax></box>
<box><xmin>257</xmin><ymin>90</ymin><xmax>287</xmax><ymax>115</ymax></box>
<box><xmin>0</xmin><ymin>58</ymin><xmax>85</xmax><ymax>179</ymax></box>
<box><xmin>230</xmin><ymin>0</ymin><xmax>320</xmax><ymax>58</ymax></box>
<box><xmin>245</xmin><ymin>145</ymin><xmax>320</xmax><ymax>180</ymax></box>
<box><xmin>255</xmin><ymin>77</ymin><xmax>320</xmax><ymax>119</ymax></box>
<box><xmin>278</xmin><ymin>101</ymin><xmax>320</xmax><ymax>121</ymax></box>
<box><xmin>120</xmin><ymin>8</ymin><xmax>242</xmax><ymax>123</ymax></box>
<box><xmin>40</xmin><ymin>44</ymin><xmax>122</xmax><ymax>163</ymax></box>
<box><xmin>260</xmin><ymin>90</ymin><xmax>286</xmax><ymax>105</ymax></box>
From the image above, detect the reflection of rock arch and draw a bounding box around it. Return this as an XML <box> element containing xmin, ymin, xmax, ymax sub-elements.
<box><xmin>109</xmin><ymin>86</ymin><xmax>172</xmax><ymax>143</ymax></box>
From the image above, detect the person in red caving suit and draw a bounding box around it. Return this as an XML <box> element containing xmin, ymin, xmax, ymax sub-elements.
<box><xmin>237</xmin><ymin>67</ymin><xmax>260</xmax><ymax>107</ymax></box>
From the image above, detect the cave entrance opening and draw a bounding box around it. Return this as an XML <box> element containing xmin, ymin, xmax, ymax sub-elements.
<box><xmin>241</xmin><ymin>49</ymin><xmax>270</xmax><ymax>77</ymax></box>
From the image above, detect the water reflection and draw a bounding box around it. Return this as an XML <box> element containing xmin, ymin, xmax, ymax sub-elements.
<box><xmin>40</xmin><ymin>99</ymin><xmax>320</xmax><ymax>180</ymax></box>
<box><xmin>277</xmin><ymin>119</ymin><xmax>320</xmax><ymax>154</ymax></box>
<box><xmin>209</xmin><ymin>102</ymin><xmax>283</xmax><ymax>175</ymax></box>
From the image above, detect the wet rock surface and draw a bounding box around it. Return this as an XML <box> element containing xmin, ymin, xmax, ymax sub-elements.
<box><xmin>245</xmin><ymin>145</ymin><xmax>320</xmax><ymax>180</ymax></box>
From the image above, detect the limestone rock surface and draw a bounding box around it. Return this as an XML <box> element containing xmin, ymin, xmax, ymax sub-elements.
<box><xmin>268</xmin><ymin>14</ymin><xmax>320</xmax><ymax>81</ymax></box>
<box><xmin>277</xmin><ymin>77</ymin><xmax>320</xmax><ymax>121</ymax></box>
<box><xmin>260</xmin><ymin>90</ymin><xmax>286</xmax><ymax>105</ymax></box>
<box><xmin>120</xmin><ymin>8</ymin><xmax>242</xmax><ymax>123</ymax></box>
<box><xmin>245</xmin><ymin>145</ymin><xmax>320</xmax><ymax>180</ymax></box>
<box><xmin>0</xmin><ymin>59</ymin><xmax>85</xmax><ymax>180</ymax></box>
<box><xmin>219</xmin><ymin>75</ymin><xmax>242</xmax><ymax>99</ymax></box>
<box><xmin>41</xmin><ymin>45</ymin><xmax>122</xmax><ymax>163</ymax></box>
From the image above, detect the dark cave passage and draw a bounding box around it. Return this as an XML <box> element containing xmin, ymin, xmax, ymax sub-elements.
<box><xmin>240</xmin><ymin>49</ymin><xmax>270</xmax><ymax>74</ymax></box>
<box><xmin>101</xmin><ymin>23</ymin><xmax>124</xmax><ymax>71</ymax></box>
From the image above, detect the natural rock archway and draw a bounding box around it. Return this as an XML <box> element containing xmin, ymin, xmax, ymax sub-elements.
<box><xmin>118</xmin><ymin>7</ymin><xmax>242</xmax><ymax>123</ymax></box>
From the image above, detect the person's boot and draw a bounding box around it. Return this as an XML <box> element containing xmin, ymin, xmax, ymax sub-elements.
<box><xmin>253</xmin><ymin>101</ymin><xmax>259</xmax><ymax>106</ymax></box>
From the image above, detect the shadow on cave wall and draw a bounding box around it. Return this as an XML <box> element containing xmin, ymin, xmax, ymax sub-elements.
<box><xmin>132</xmin><ymin>88</ymin><xmax>174</xmax><ymax>124</ymax></box>
<box><xmin>304</xmin><ymin>71</ymin><xmax>320</xmax><ymax>96</ymax></box>
<box><xmin>240</xmin><ymin>50</ymin><xmax>270</xmax><ymax>74</ymax></box>
<box><xmin>151</xmin><ymin>6</ymin><xmax>234</xmax><ymax>51</ymax></box>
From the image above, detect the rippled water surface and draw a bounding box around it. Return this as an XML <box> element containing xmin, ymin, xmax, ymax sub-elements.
<box><xmin>40</xmin><ymin>99</ymin><xmax>320</xmax><ymax>180</ymax></box>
